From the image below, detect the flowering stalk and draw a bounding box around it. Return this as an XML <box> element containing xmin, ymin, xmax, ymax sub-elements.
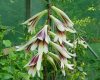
<box><xmin>15</xmin><ymin>5</ymin><xmax>84</xmax><ymax>79</ymax></box>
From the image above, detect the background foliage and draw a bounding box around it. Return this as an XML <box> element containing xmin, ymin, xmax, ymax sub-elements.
<box><xmin>0</xmin><ymin>0</ymin><xmax>100</xmax><ymax>80</ymax></box>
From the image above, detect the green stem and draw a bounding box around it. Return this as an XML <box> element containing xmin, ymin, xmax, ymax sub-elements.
<box><xmin>43</xmin><ymin>54</ymin><xmax>47</xmax><ymax>80</ymax></box>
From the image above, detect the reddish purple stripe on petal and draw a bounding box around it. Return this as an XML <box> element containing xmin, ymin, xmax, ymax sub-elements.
<box><xmin>30</xmin><ymin>55</ymin><xmax>39</xmax><ymax>65</ymax></box>
<box><xmin>37</xmin><ymin>30</ymin><xmax>45</xmax><ymax>40</ymax></box>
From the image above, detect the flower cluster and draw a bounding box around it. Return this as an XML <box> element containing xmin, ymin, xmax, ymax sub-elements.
<box><xmin>16</xmin><ymin>6</ymin><xmax>84</xmax><ymax>77</ymax></box>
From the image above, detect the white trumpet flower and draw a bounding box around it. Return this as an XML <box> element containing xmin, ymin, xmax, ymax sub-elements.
<box><xmin>50</xmin><ymin>15</ymin><xmax>76</xmax><ymax>33</ymax></box>
<box><xmin>23</xmin><ymin>10</ymin><xmax>47</xmax><ymax>34</ymax></box>
<box><xmin>16</xmin><ymin>25</ymin><xmax>50</xmax><ymax>54</ymax></box>
<box><xmin>51</xmin><ymin>6</ymin><xmax>76</xmax><ymax>33</ymax></box>
<box><xmin>24</xmin><ymin>53</ymin><xmax>43</xmax><ymax>77</ymax></box>
<box><xmin>50</xmin><ymin>41</ymin><xmax>76</xmax><ymax>59</ymax></box>
<box><xmin>49</xmin><ymin>31</ymin><xmax>74</xmax><ymax>48</ymax></box>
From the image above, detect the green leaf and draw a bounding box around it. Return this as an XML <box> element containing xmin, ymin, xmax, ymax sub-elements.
<box><xmin>77</xmin><ymin>67</ymin><xmax>83</xmax><ymax>71</ymax></box>
<box><xmin>3</xmin><ymin>40</ymin><xmax>12</xmax><ymax>47</ymax></box>
<box><xmin>0</xmin><ymin>73</ymin><xmax>12</xmax><ymax>80</ymax></box>
<box><xmin>47</xmin><ymin>55</ymin><xmax>57</xmax><ymax>71</ymax></box>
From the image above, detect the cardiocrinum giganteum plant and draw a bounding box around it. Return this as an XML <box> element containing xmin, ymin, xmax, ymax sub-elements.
<box><xmin>16</xmin><ymin>6</ymin><xmax>87</xmax><ymax>78</ymax></box>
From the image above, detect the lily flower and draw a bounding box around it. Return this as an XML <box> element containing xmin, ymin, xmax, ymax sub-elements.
<box><xmin>50</xmin><ymin>15</ymin><xmax>66</xmax><ymax>32</ymax></box>
<box><xmin>16</xmin><ymin>25</ymin><xmax>50</xmax><ymax>54</ymax></box>
<box><xmin>49</xmin><ymin>31</ymin><xmax>74</xmax><ymax>48</ymax></box>
<box><xmin>50</xmin><ymin>15</ymin><xmax>76</xmax><ymax>33</ymax></box>
<box><xmin>60</xmin><ymin>55</ymin><xmax>74</xmax><ymax>76</ymax></box>
<box><xmin>24</xmin><ymin>53</ymin><xmax>43</xmax><ymax>77</ymax></box>
<box><xmin>51</xmin><ymin>6</ymin><xmax>76</xmax><ymax>33</ymax></box>
<box><xmin>48</xmin><ymin>52</ymin><xmax>74</xmax><ymax>76</ymax></box>
<box><xmin>50</xmin><ymin>41</ymin><xmax>76</xmax><ymax>59</ymax></box>
<box><xmin>22</xmin><ymin>10</ymin><xmax>47</xmax><ymax>34</ymax></box>
<box><xmin>59</xmin><ymin>54</ymin><xmax>74</xmax><ymax>70</ymax></box>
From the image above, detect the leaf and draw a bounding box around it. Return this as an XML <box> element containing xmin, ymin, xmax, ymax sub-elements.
<box><xmin>0</xmin><ymin>73</ymin><xmax>12</xmax><ymax>80</ymax></box>
<box><xmin>3</xmin><ymin>40</ymin><xmax>12</xmax><ymax>47</ymax></box>
<box><xmin>47</xmin><ymin>55</ymin><xmax>57</xmax><ymax>71</ymax></box>
<box><xmin>77</xmin><ymin>67</ymin><xmax>83</xmax><ymax>71</ymax></box>
<box><xmin>48</xmin><ymin>52</ymin><xmax>60</xmax><ymax>62</ymax></box>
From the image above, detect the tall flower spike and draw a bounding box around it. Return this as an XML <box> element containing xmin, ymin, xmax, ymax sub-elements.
<box><xmin>16</xmin><ymin>25</ymin><xmax>50</xmax><ymax>54</ymax></box>
<box><xmin>51</xmin><ymin>6</ymin><xmax>76</xmax><ymax>33</ymax></box>
<box><xmin>22</xmin><ymin>10</ymin><xmax>47</xmax><ymax>34</ymax></box>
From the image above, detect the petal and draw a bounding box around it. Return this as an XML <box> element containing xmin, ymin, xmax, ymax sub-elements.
<box><xmin>28</xmin><ymin>67</ymin><xmax>36</xmax><ymax>77</ymax></box>
<box><xmin>64</xmin><ymin>40</ymin><xmax>74</xmax><ymax>48</ymax></box>
<box><xmin>44</xmin><ymin>25</ymin><xmax>50</xmax><ymax>43</ymax></box>
<box><xmin>30</xmin><ymin>55</ymin><xmax>39</xmax><ymax>65</ymax></box>
<box><xmin>54</xmin><ymin>35</ymin><xmax>58</xmax><ymax>42</ymax></box>
<box><xmin>38</xmin><ymin>42</ymin><xmax>44</xmax><ymax>54</ymax></box>
<box><xmin>50</xmin><ymin>41</ymin><xmax>71</xmax><ymax>58</ymax></box>
<box><xmin>63</xmin><ymin>59</ymin><xmax>74</xmax><ymax>70</ymax></box>
<box><xmin>24</xmin><ymin>55</ymin><xmax>39</xmax><ymax>67</ymax></box>
<box><xmin>45</xmin><ymin>35</ymin><xmax>50</xmax><ymax>44</ymax></box>
<box><xmin>23</xmin><ymin>10</ymin><xmax>47</xmax><ymax>24</ymax></box>
<box><xmin>37</xmin><ymin>71</ymin><xmax>40</xmax><ymax>77</ymax></box>
<box><xmin>50</xmin><ymin>15</ymin><xmax>65</xmax><ymax>32</ymax></box>
<box><xmin>51</xmin><ymin>6</ymin><xmax>74</xmax><ymax>27</ymax></box>
<box><xmin>16</xmin><ymin>37</ymin><xmax>37</xmax><ymax>51</ymax></box>
<box><xmin>66</xmin><ymin>64</ymin><xmax>74</xmax><ymax>70</ymax></box>
<box><xmin>62</xmin><ymin>34</ymin><xmax>66</xmax><ymax>41</ymax></box>
<box><xmin>36</xmin><ymin>53</ymin><xmax>43</xmax><ymax>71</ymax></box>
<box><xmin>43</xmin><ymin>43</ymin><xmax>48</xmax><ymax>53</ymax></box>
<box><xmin>30</xmin><ymin>42</ymin><xmax>38</xmax><ymax>51</ymax></box>
<box><xmin>61</xmin><ymin>60</ymin><xmax>64</xmax><ymax>69</ymax></box>
<box><xmin>59</xmin><ymin>38</ymin><xmax>62</xmax><ymax>44</ymax></box>
<box><xmin>67</xmin><ymin>52</ymin><xmax>76</xmax><ymax>57</ymax></box>
<box><xmin>65</xmin><ymin>27</ymin><xmax>76</xmax><ymax>33</ymax></box>
<box><xmin>61</xmin><ymin>69</ymin><xmax>66</xmax><ymax>76</ymax></box>
<box><xmin>37</xmin><ymin>25</ymin><xmax>50</xmax><ymax>43</ymax></box>
<box><xmin>37</xmin><ymin>30</ymin><xmax>45</xmax><ymax>41</ymax></box>
<box><xmin>51</xmin><ymin>6</ymin><xmax>77</xmax><ymax>34</ymax></box>
<box><xmin>22</xmin><ymin>10</ymin><xmax>48</xmax><ymax>34</ymax></box>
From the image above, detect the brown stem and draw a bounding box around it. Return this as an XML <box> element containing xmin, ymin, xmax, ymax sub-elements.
<box><xmin>47</xmin><ymin>0</ymin><xmax>51</xmax><ymax>24</ymax></box>
<box><xmin>43</xmin><ymin>57</ymin><xmax>47</xmax><ymax>80</ymax></box>
<box><xmin>43</xmin><ymin>1</ymin><xmax>51</xmax><ymax>80</ymax></box>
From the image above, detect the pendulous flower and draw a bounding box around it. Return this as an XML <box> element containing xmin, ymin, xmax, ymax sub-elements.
<box><xmin>16</xmin><ymin>25</ymin><xmax>50</xmax><ymax>54</ymax></box>
<box><xmin>50</xmin><ymin>41</ymin><xmax>76</xmax><ymax>59</ymax></box>
<box><xmin>51</xmin><ymin>6</ymin><xmax>76</xmax><ymax>33</ymax></box>
<box><xmin>50</xmin><ymin>15</ymin><xmax>76</xmax><ymax>33</ymax></box>
<box><xmin>22</xmin><ymin>10</ymin><xmax>47</xmax><ymax>34</ymax></box>
<box><xmin>49</xmin><ymin>31</ymin><xmax>74</xmax><ymax>48</ymax></box>
<box><xmin>24</xmin><ymin>53</ymin><xmax>43</xmax><ymax>77</ymax></box>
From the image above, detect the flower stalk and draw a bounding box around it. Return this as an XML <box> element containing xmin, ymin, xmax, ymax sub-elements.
<box><xmin>15</xmin><ymin>2</ymin><xmax>84</xmax><ymax>79</ymax></box>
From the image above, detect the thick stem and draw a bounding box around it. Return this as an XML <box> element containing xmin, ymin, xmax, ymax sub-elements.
<box><xmin>47</xmin><ymin>0</ymin><xmax>51</xmax><ymax>24</ymax></box>
<box><xmin>43</xmin><ymin>0</ymin><xmax>51</xmax><ymax>80</ymax></box>
<box><xmin>43</xmin><ymin>55</ymin><xmax>47</xmax><ymax>80</ymax></box>
<box><xmin>47</xmin><ymin>0</ymin><xmax>56</xmax><ymax>80</ymax></box>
